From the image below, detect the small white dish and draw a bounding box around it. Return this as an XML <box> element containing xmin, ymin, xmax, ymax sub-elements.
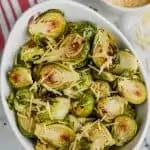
<box><xmin>99</xmin><ymin>0</ymin><xmax>150</xmax><ymax>14</ymax></box>
<box><xmin>0</xmin><ymin>0</ymin><xmax>150</xmax><ymax>150</ymax></box>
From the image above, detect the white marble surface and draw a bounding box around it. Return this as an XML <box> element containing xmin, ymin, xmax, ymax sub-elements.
<box><xmin>0</xmin><ymin>0</ymin><xmax>150</xmax><ymax>150</ymax></box>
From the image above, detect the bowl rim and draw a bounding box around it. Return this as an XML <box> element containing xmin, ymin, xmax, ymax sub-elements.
<box><xmin>1</xmin><ymin>0</ymin><xmax>150</xmax><ymax>150</ymax></box>
<box><xmin>100</xmin><ymin>0</ymin><xmax>150</xmax><ymax>12</ymax></box>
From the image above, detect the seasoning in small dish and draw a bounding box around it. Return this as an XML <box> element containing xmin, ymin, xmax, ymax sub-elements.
<box><xmin>107</xmin><ymin>0</ymin><xmax>150</xmax><ymax>7</ymax></box>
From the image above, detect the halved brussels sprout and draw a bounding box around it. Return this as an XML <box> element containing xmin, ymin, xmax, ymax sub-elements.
<box><xmin>112</xmin><ymin>50</ymin><xmax>138</xmax><ymax>74</ymax></box>
<box><xmin>90</xmin><ymin>81</ymin><xmax>111</xmax><ymax>99</ymax></box>
<box><xmin>17</xmin><ymin>113</ymin><xmax>36</xmax><ymax>137</ymax></box>
<box><xmin>59</xmin><ymin>33</ymin><xmax>90</xmax><ymax>65</ymax></box>
<box><xmin>63</xmin><ymin>70</ymin><xmax>92</xmax><ymax>98</ymax></box>
<box><xmin>8</xmin><ymin>67</ymin><xmax>33</xmax><ymax>89</ymax></box>
<box><xmin>112</xmin><ymin>115</ymin><xmax>137</xmax><ymax>146</ymax></box>
<box><xmin>117</xmin><ymin>78</ymin><xmax>147</xmax><ymax>104</ymax></box>
<box><xmin>92</xmin><ymin>70</ymin><xmax>116</xmax><ymax>82</ymax></box>
<box><xmin>92</xmin><ymin>29</ymin><xmax>118</xmax><ymax>70</ymax></box>
<box><xmin>51</xmin><ymin>97</ymin><xmax>70</xmax><ymax>120</ymax></box>
<box><xmin>20</xmin><ymin>40</ymin><xmax>44</xmax><ymax>62</ymax></box>
<box><xmin>97</xmin><ymin>96</ymin><xmax>128</xmax><ymax>122</ymax></box>
<box><xmin>35</xmin><ymin>141</ymin><xmax>56</xmax><ymax>150</ymax></box>
<box><xmin>28</xmin><ymin>9</ymin><xmax>66</xmax><ymax>39</ymax></box>
<box><xmin>72</xmin><ymin>92</ymin><xmax>95</xmax><ymax>117</ymax></box>
<box><xmin>37</xmin><ymin>97</ymin><xmax>70</xmax><ymax>122</ymax></box>
<box><xmin>82</xmin><ymin>122</ymin><xmax>115</xmax><ymax>149</ymax></box>
<box><xmin>39</xmin><ymin>64</ymin><xmax>80</xmax><ymax>90</ymax></box>
<box><xmin>35</xmin><ymin>123</ymin><xmax>75</xmax><ymax>147</ymax></box>
<box><xmin>67</xmin><ymin>21</ymin><xmax>97</xmax><ymax>41</ymax></box>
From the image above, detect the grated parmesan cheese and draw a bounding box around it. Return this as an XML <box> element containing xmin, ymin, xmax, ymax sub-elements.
<box><xmin>29</xmin><ymin>95</ymin><xmax>34</xmax><ymax>118</ymax></box>
<box><xmin>46</xmin><ymin>101</ymin><xmax>53</xmax><ymax>120</ymax></box>
<box><xmin>134</xmin><ymin>12</ymin><xmax>150</xmax><ymax>51</ymax></box>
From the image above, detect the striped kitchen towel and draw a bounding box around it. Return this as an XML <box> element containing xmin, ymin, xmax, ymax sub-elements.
<box><xmin>0</xmin><ymin>0</ymin><xmax>47</xmax><ymax>51</ymax></box>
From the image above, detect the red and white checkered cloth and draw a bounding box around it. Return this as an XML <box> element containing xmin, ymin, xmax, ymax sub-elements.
<box><xmin>0</xmin><ymin>0</ymin><xmax>45</xmax><ymax>51</ymax></box>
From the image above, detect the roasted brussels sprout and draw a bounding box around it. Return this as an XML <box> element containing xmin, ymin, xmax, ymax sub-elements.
<box><xmin>37</xmin><ymin>97</ymin><xmax>70</xmax><ymax>122</ymax></box>
<box><xmin>35</xmin><ymin>123</ymin><xmax>75</xmax><ymax>147</ymax></box>
<box><xmin>92</xmin><ymin>70</ymin><xmax>116</xmax><ymax>82</ymax></box>
<box><xmin>90</xmin><ymin>81</ymin><xmax>111</xmax><ymax>99</ymax></box>
<box><xmin>67</xmin><ymin>21</ymin><xmax>97</xmax><ymax>41</ymax></box>
<box><xmin>63</xmin><ymin>70</ymin><xmax>92</xmax><ymax>98</ymax></box>
<box><xmin>112</xmin><ymin>50</ymin><xmax>138</xmax><ymax>74</ymax></box>
<box><xmin>82</xmin><ymin>122</ymin><xmax>115</xmax><ymax>149</ymax></box>
<box><xmin>17</xmin><ymin>113</ymin><xmax>36</xmax><ymax>137</ymax></box>
<box><xmin>39</xmin><ymin>64</ymin><xmax>80</xmax><ymax>90</ymax></box>
<box><xmin>20</xmin><ymin>40</ymin><xmax>44</xmax><ymax>62</ymax></box>
<box><xmin>92</xmin><ymin>29</ymin><xmax>118</xmax><ymax>70</ymax></box>
<box><xmin>35</xmin><ymin>141</ymin><xmax>56</xmax><ymax>150</ymax></box>
<box><xmin>28</xmin><ymin>9</ymin><xmax>66</xmax><ymax>39</ymax></box>
<box><xmin>97</xmin><ymin>96</ymin><xmax>128</xmax><ymax>122</ymax></box>
<box><xmin>72</xmin><ymin>92</ymin><xmax>95</xmax><ymax>117</ymax></box>
<box><xmin>117</xmin><ymin>78</ymin><xmax>147</xmax><ymax>104</ymax></box>
<box><xmin>112</xmin><ymin>115</ymin><xmax>137</xmax><ymax>146</ymax></box>
<box><xmin>59</xmin><ymin>33</ymin><xmax>90</xmax><ymax>65</ymax></box>
<box><xmin>8</xmin><ymin>67</ymin><xmax>33</xmax><ymax>89</ymax></box>
<box><xmin>51</xmin><ymin>97</ymin><xmax>70</xmax><ymax>120</ymax></box>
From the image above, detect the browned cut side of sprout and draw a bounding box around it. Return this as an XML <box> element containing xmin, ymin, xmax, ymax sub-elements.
<box><xmin>97</xmin><ymin>96</ymin><xmax>128</xmax><ymax>122</ymax></box>
<box><xmin>39</xmin><ymin>64</ymin><xmax>79</xmax><ymax>90</ymax></box>
<box><xmin>8</xmin><ymin>67</ymin><xmax>33</xmax><ymax>89</ymax></box>
<box><xmin>92</xmin><ymin>29</ymin><xmax>118</xmax><ymax>73</ymax></box>
<box><xmin>34</xmin><ymin>123</ymin><xmax>75</xmax><ymax>148</ymax></box>
<box><xmin>28</xmin><ymin>9</ymin><xmax>66</xmax><ymax>39</ymax></box>
<box><xmin>112</xmin><ymin>115</ymin><xmax>137</xmax><ymax>146</ymax></box>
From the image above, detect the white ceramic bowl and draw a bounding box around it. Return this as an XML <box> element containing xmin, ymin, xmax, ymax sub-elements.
<box><xmin>99</xmin><ymin>0</ymin><xmax>150</xmax><ymax>14</ymax></box>
<box><xmin>1</xmin><ymin>0</ymin><xmax>150</xmax><ymax>150</ymax></box>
